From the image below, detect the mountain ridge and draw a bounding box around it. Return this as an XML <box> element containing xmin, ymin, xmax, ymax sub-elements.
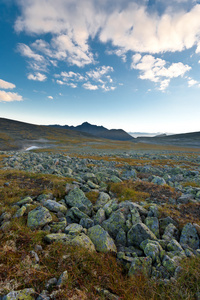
<box><xmin>50</xmin><ymin>121</ymin><xmax>134</xmax><ymax>141</ymax></box>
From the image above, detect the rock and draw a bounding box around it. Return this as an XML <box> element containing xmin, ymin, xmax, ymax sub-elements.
<box><xmin>16</xmin><ymin>196</ymin><xmax>33</xmax><ymax>207</ymax></box>
<box><xmin>162</xmin><ymin>223</ymin><xmax>179</xmax><ymax>241</ymax></box>
<box><xmin>57</xmin><ymin>271</ymin><xmax>68</xmax><ymax>287</ymax></box>
<box><xmin>45</xmin><ymin>278</ymin><xmax>57</xmax><ymax>290</ymax></box>
<box><xmin>65</xmin><ymin>187</ymin><xmax>92</xmax><ymax>216</ymax></box>
<box><xmin>162</xmin><ymin>255</ymin><xmax>177</xmax><ymax>275</ymax></box>
<box><xmin>128</xmin><ymin>257</ymin><xmax>152</xmax><ymax>277</ymax></box>
<box><xmin>127</xmin><ymin>223</ymin><xmax>157</xmax><ymax>247</ymax></box>
<box><xmin>13</xmin><ymin>206</ymin><xmax>26</xmax><ymax>218</ymax></box>
<box><xmin>36</xmin><ymin>290</ymin><xmax>50</xmax><ymax>300</ymax></box>
<box><xmin>50</xmin><ymin>219</ymin><xmax>67</xmax><ymax>233</ymax></box>
<box><xmin>64</xmin><ymin>223</ymin><xmax>84</xmax><ymax>236</ymax></box>
<box><xmin>151</xmin><ymin>176</ymin><xmax>166</xmax><ymax>185</ymax></box>
<box><xmin>102</xmin><ymin>210</ymin><xmax>126</xmax><ymax>239</ymax></box>
<box><xmin>115</xmin><ymin>228</ymin><xmax>127</xmax><ymax>246</ymax></box>
<box><xmin>43</xmin><ymin>200</ymin><xmax>67</xmax><ymax>213</ymax></box>
<box><xmin>159</xmin><ymin>216</ymin><xmax>178</xmax><ymax>235</ymax></box>
<box><xmin>94</xmin><ymin>192</ymin><xmax>111</xmax><ymax>211</ymax></box>
<box><xmin>93</xmin><ymin>208</ymin><xmax>106</xmax><ymax>225</ymax></box>
<box><xmin>79</xmin><ymin>217</ymin><xmax>94</xmax><ymax>229</ymax></box>
<box><xmin>110</xmin><ymin>175</ymin><xmax>122</xmax><ymax>183</ymax></box>
<box><xmin>177</xmin><ymin>194</ymin><xmax>195</xmax><ymax>204</ymax></box>
<box><xmin>87</xmin><ymin>225</ymin><xmax>117</xmax><ymax>253</ymax></box>
<box><xmin>44</xmin><ymin>233</ymin><xmax>71</xmax><ymax>243</ymax></box>
<box><xmin>167</xmin><ymin>239</ymin><xmax>183</xmax><ymax>252</ymax></box>
<box><xmin>180</xmin><ymin>223</ymin><xmax>200</xmax><ymax>250</ymax></box>
<box><xmin>131</xmin><ymin>207</ymin><xmax>142</xmax><ymax>225</ymax></box>
<box><xmin>145</xmin><ymin>217</ymin><xmax>160</xmax><ymax>238</ymax></box>
<box><xmin>70</xmin><ymin>233</ymin><xmax>96</xmax><ymax>252</ymax></box>
<box><xmin>142</xmin><ymin>241</ymin><xmax>162</xmax><ymax>264</ymax></box>
<box><xmin>147</xmin><ymin>205</ymin><xmax>159</xmax><ymax>218</ymax></box>
<box><xmin>94</xmin><ymin>286</ymin><xmax>120</xmax><ymax>300</ymax></box>
<box><xmin>3</xmin><ymin>288</ymin><xmax>35</xmax><ymax>300</ymax></box>
<box><xmin>27</xmin><ymin>206</ymin><xmax>52</xmax><ymax>230</ymax></box>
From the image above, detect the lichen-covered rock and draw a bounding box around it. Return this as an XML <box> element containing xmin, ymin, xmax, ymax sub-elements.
<box><xmin>64</xmin><ymin>223</ymin><xmax>84</xmax><ymax>236</ymax></box>
<box><xmin>70</xmin><ymin>233</ymin><xmax>96</xmax><ymax>252</ymax></box>
<box><xmin>3</xmin><ymin>288</ymin><xmax>35</xmax><ymax>300</ymax></box>
<box><xmin>44</xmin><ymin>233</ymin><xmax>71</xmax><ymax>243</ymax></box>
<box><xmin>80</xmin><ymin>217</ymin><xmax>94</xmax><ymax>229</ymax></box>
<box><xmin>87</xmin><ymin>225</ymin><xmax>117</xmax><ymax>253</ymax></box>
<box><xmin>131</xmin><ymin>207</ymin><xmax>142</xmax><ymax>225</ymax></box>
<box><xmin>27</xmin><ymin>206</ymin><xmax>52</xmax><ymax>229</ymax></box>
<box><xmin>167</xmin><ymin>239</ymin><xmax>183</xmax><ymax>252</ymax></box>
<box><xmin>151</xmin><ymin>176</ymin><xmax>166</xmax><ymax>185</ymax></box>
<box><xmin>65</xmin><ymin>188</ymin><xmax>92</xmax><ymax>216</ymax></box>
<box><xmin>128</xmin><ymin>257</ymin><xmax>152</xmax><ymax>277</ymax></box>
<box><xmin>102</xmin><ymin>210</ymin><xmax>126</xmax><ymax>239</ymax></box>
<box><xmin>180</xmin><ymin>223</ymin><xmax>200</xmax><ymax>250</ymax></box>
<box><xmin>115</xmin><ymin>228</ymin><xmax>127</xmax><ymax>246</ymax></box>
<box><xmin>16</xmin><ymin>196</ymin><xmax>33</xmax><ymax>207</ymax></box>
<box><xmin>159</xmin><ymin>216</ymin><xmax>178</xmax><ymax>235</ymax></box>
<box><xmin>43</xmin><ymin>200</ymin><xmax>67</xmax><ymax>213</ymax></box>
<box><xmin>93</xmin><ymin>208</ymin><xmax>106</xmax><ymax>225</ymax></box>
<box><xmin>94</xmin><ymin>192</ymin><xmax>110</xmax><ymax>211</ymax></box>
<box><xmin>57</xmin><ymin>270</ymin><xmax>68</xmax><ymax>287</ymax></box>
<box><xmin>162</xmin><ymin>255</ymin><xmax>177</xmax><ymax>275</ymax></box>
<box><xmin>127</xmin><ymin>223</ymin><xmax>157</xmax><ymax>247</ymax></box>
<box><xmin>162</xmin><ymin>223</ymin><xmax>179</xmax><ymax>241</ymax></box>
<box><xmin>142</xmin><ymin>241</ymin><xmax>162</xmax><ymax>264</ymax></box>
<box><xmin>145</xmin><ymin>217</ymin><xmax>160</xmax><ymax>238</ymax></box>
<box><xmin>13</xmin><ymin>206</ymin><xmax>27</xmax><ymax>218</ymax></box>
<box><xmin>50</xmin><ymin>218</ymin><xmax>67</xmax><ymax>233</ymax></box>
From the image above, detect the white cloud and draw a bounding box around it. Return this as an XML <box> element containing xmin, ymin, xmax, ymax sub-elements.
<box><xmin>67</xmin><ymin>83</ymin><xmax>77</xmax><ymax>88</ymax></box>
<box><xmin>0</xmin><ymin>90</ymin><xmax>23</xmax><ymax>102</ymax></box>
<box><xmin>48</xmin><ymin>96</ymin><xmax>53</xmax><ymax>99</ymax></box>
<box><xmin>17</xmin><ymin>43</ymin><xmax>44</xmax><ymax>61</ymax></box>
<box><xmin>0</xmin><ymin>79</ymin><xmax>16</xmax><ymax>89</ymax></box>
<box><xmin>82</xmin><ymin>82</ymin><xmax>98</xmax><ymax>90</ymax></box>
<box><xmin>56</xmin><ymin>80</ymin><xmax>65</xmax><ymax>85</ymax></box>
<box><xmin>188</xmin><ymin>78</ymin><xmax>199</xmax><ymax>87</ymax></box>
<box><xmin>86</xmin><ymin>66</ymin><xmax>114</xmax><ymax>81</ymax></box>
<box><xmin>27</xmin><ymin>73</ymin><xmax>47</xmax><ymax>81</ymax></box>
<box><xmin>132</xmin><ymin>54</ymin><xmax>191</xmax><ymax>90</ymax></box>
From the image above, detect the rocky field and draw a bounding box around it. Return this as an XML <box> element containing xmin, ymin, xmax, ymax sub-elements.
<box><xmin>0</xmin><ymin>147</ymin><xmax>200</xmax><ymax>299</ymax></box>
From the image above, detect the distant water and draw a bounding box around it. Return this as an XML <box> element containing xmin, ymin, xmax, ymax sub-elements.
<box><xmin>25</xmin><ymin>146</ymin><xmax>40</xmax><ymax>151</ymax></box>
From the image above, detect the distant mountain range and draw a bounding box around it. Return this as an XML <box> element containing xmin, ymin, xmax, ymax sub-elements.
<box><xmin>50</xmin><ymin>122</ymin><xmax>134</xmax><ymax>141</ymax></box>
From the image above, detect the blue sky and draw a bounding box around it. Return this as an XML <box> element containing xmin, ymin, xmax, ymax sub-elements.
<box><xmin>0</xmin><ymin>0</ymin><xmax>200</xmax><ymax>133</ymax></box>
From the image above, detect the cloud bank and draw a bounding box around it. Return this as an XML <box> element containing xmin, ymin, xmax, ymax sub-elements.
<box><xmin>0</xmin><ymin>78</ymin><xmax>23</xmax><ymax>102</ymax></box>
<box><xmin>14</xmin><ymin>0</ymin><xmax>200</xmax><ymax>90</ymax></box>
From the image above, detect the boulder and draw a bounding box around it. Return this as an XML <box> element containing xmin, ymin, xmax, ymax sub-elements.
<box><xmin>43</xmin><ymin>200</ymin><xmax>67</xmax><ymax>214</ymax></box>
<box><xmin>127</xmin><ymin>223</ymin><xmax>157</xmax><ymax>247</ymax></box>
<box><xmin>180</xmin><ymin>223</ymin><xmax>200</xmax><ymax>250</ymax></box>
<box><xmin>70</xmin><ymin>233</ymin><xmax>96</xmax><ymax>252</ymax></box>
<box><xmin>128</xmin><ymin>257</ymin><xmax>152</xmax><ymax>277</ymax></box>
<box><xmin>27</xmin><ymin>206</ymin><xmax>52</xmax><ymax>230</ymax></box>
<box><xmin>145</xmin><ymin>217</ymin><xmax>160</xmax><ymax>238</ymax></box>
<box><xmin>102</xmin><ymin>210</ymin><xmax>126</xmax><ymax>239</ymax></box>
<box><xmin>87</xmin><ymin>225</ymin><xmax>117</xmax><ymax>253</ymax></box>
<box><xmin>3</xmin><ymin>288</ymin><xmax>35</xmax><ymax>300</ymax></box>
<box><xmin>65</xmin><ymin>188</ymin><xmax>92</xmax><ymax>216</ymax></box>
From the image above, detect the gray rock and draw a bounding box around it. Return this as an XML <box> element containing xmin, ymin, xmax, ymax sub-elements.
<box><xmin>65</xmin><ymin>187</ymin><xmax>92</xmax><ymax>216</ymax></box>
<box><xmin>151</xmin><ymin>176</ymin><xmax>166</xmax><ymax>185</ymax></box>
<box><xmin>44</xmin><ymin>233</ymin><xmax>71</xmax><ymax>243</ymax></box>
<box><xmin>127</xmin><ymin>223</ymin><xmax>157</xmax><ymax>247</ymax></box>
<box><xmin>94</xmin><ymin>192</ymin><xmax>110</xmax><ymax>211</ymax></box>
<box><xmin>128</xmin><ymin>257</ymin><xmax>152</xmax><ymax>277</ymax></box>
<box><xmin>93</xmin><ymin>208</ymin><xmax>106</xmax><ymax>225</ymax></box>
<box><xmin>64</xmin><ymin>223</ymin><xmax>84</xmax><ymax>236</ymax></box>
<box><xmin>3</xmin><ymin>288</ymin><xmax>35</xmax><ymax>300</ymax></box>
<box><xmin>180</xmin><ymin>223</ymin><xmax>200</xmax><ymax>250</ymax></box>
<box><xmin>115</xmin><ymin>228</ymin><xmax>127</xmax><ymax>246</ymax></box>
<box><xmin>57</xmin><ymin>271</ymin><xmax>68</xmax><ymax>287</ymax></box>
<box><xmin>43</xmin><ymin>200</ymin><xmax>67</xmax><ymax>213</ymax></box>
<box><xmin>162</xmin><ymin>223</ymin><xmax>179</xmax><ymax>241</ymax></box>
<box><xmin>87</xmin><ymin>225</ymin><xmax>117</xmax><ymax>253</ymax></box>
<box><xmin>70</xmin><ymin>233</ymin><xmax>96</xmax><ymax>252</ymax></box>
<box><xmin>13</xmin><ymin>206</ymin><xmax>26</xmax><ymax>218</ymax></box>
<box><xmin>102</xmin><ymin>210</ymin><xmax>126</xmax><ymax>239</ymax></box>
<box><xmin>16</xmin><ymin>196</ymin><xmax>33</xmax><ymax>207</ymax></box>
<box><xmin>27</xmin><ymin>206</ymin><xmax>52</xmax><ymax>230</ymax></box>
<box><xmin>80</xmin><ymin>217</ymin><xmax>94</xmax><ymax>229</ymax></box>
<box><xmin>145</xmin><ymin>217</ymin><xmax>160</xmax><ymax>238</ymax></box>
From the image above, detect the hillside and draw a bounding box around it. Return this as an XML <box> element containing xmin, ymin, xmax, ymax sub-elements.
<box><xmin>0</xmin><ymin>118</ymin><xmax>94</xmax><ymax>151</ymax></box>
<box><xmin>51</xmin><ymin>122</ymin><xmax>134</xmax><ymax>141</ymax></box>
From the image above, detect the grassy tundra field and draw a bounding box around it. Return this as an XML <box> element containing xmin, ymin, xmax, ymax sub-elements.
<box><xmin>0</xmin><ymin>124</ymin><xmax>200</xmax><ymax>299</ymax></box>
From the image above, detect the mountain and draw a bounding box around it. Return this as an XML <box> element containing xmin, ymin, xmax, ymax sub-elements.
<box><xmin>0</xmin><ymin>118</ymin><xmax>93</xmax><ymax>151</ymax></box>
<box><xmin>136</xmin><ymin>131</ymin><xmax>200</xmax><ymax>147</ymax></box>
<box><xmin>50</xmin><ymin>122</ymin><xmax>134</xmax><ymax>141</ymax></box>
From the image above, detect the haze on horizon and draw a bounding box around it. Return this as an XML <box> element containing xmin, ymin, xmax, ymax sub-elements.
<box><xmin>0</xmin><ymin>0</ymin><xmax>200</xmax><ymax>134</ymax></box>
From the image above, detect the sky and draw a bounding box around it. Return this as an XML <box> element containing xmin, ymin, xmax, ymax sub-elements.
<box><xmin>0</xmin><ymin>0</ymin><xmax>200</xmax><ymax>133</ymax></box>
